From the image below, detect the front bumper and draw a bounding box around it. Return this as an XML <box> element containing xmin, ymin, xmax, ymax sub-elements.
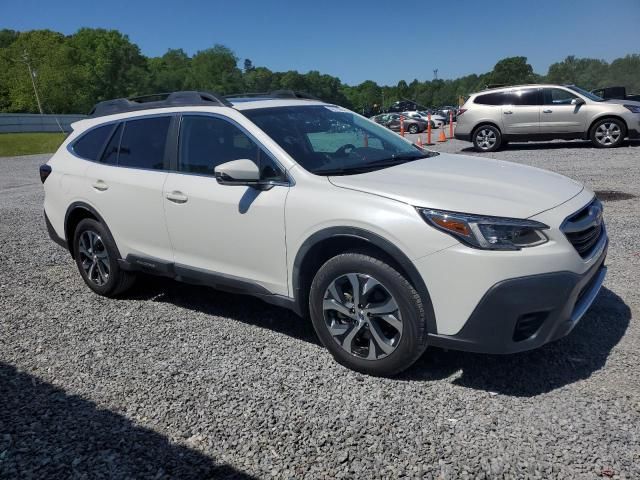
<box><xmin>426</xmin><ymin>241</ymin><xmax>607</xmax><ymax>354</ymax></box>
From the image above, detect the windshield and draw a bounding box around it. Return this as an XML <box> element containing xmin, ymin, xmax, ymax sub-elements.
<box><xmin>567</xmin><ymin>85</ymin><xmax>604</xmax><ymax>102</ymax></box>
<box><xmin>243</xmin><ymin>105</ymin><xmax>437</xmax><ymax>175</ymax></box>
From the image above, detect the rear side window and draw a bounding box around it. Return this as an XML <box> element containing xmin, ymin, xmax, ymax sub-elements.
<box><xmin>118</xmin><ymin>116</ymin><xmax>171</xmax><ymax>170</ymax></box>
<box><xmin>474</xmin><ymin>92</ymin><xmax>506</xmax><ymax>105</ymax></box>
<box><xmin>511</xmin><ymin>89</ymin><xmax>541</xmax><ymax>105</ymax></box>
<box><xmin>100</xmin><ymin>123</ymin><xmax>122</xmax><ymax>165</ymax></box>
<box><xmin>72</xmin><ymin>124</ymin><xmax>113</xmax><ymax>160</ymax></box>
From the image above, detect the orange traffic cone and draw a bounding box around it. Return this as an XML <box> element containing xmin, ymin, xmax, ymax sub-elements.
<box><xmin>417</xmin><ymin>136</ymin><xmax>423</xmax><ymax>148</ymax></box>
<box><xmin>438</xmin><ymin>128</ymin><xmax>447</xmax><ymax>142</ymax></box>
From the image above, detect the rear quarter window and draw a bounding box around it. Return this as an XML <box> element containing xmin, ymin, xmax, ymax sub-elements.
<box><xmin>71</xmin><ymin>124</ymin><xmax>114</xmax><ymax>160</ymax></box>
<box><xmin>474</xmin><ymin>92</ymin><xmax>507</xmax><ymax>105</ymax></box>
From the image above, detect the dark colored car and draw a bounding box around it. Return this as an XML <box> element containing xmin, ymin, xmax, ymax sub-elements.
<box><xmin>371</xmin><ymin>113</ymin><xmax>427</xmax><ymax>134</ymax></box>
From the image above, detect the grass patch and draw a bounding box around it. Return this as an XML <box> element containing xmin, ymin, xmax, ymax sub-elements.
<box><xmin>0</xmin><ymin>132</ymin><xmax>67</xmax><ymax>157</ymax></box>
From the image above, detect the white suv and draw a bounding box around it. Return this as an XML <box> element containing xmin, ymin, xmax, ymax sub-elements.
<box><xmin>42</xmin><ymin>90</ymin><xmax>608</xmax><ymax>376</ymax></box>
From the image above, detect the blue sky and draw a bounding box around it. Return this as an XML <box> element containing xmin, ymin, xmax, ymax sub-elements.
<box><xmin>2</xmin><ymin>0</ymin><xmax>639</xmax><ymax>86</ymax></box>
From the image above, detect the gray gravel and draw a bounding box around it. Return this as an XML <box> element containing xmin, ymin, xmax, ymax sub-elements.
<box><xmin>1</xmin><ymin>140</ymin><xmax>639</xmax><ymax>479</ymax></box>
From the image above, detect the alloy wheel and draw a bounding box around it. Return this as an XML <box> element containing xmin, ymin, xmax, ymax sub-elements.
<box><xmin>476</xmin><ymin>128</ymin><xmax>497</xmax><ymax>150</ymax></box>
<box><xmin>78</xmin><ymin>230</ymin><xmax>110</xmax><ymax>286</ymax></box>
<box><xmin>595</xmin><ymin>122</ymin><xmax>622</xmax><ymax>146</ymax></box>
<box><xmin>322</xmin><ymin>273</ymin><xmax>403</xmax><ymax>360</ymax></box>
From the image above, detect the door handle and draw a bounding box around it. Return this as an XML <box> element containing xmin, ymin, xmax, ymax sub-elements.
<box><xmin>543</xmin><ymin>109</ymin><xmax>553</xmax><ymax>113</ymax></box>
<box><xmin>166</xmin><ymin>191</ymin><xmax>188</xmax><ymax>204</ymax></box>
<box><xmin>503</xmin><ymin>111</ymin><xmax>513</xmax><ymax>114</ymax></box>
<box><xmin>92</xmin><ymin>180</ymin><xmax>109</xmax><ymax>191</ymax></box>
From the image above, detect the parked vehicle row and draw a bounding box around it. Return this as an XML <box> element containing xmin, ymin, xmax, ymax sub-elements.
<box><xmin>370</xmin><ymin>113</ymin><xmax>428</xmax><ymax>133</ymax></box>
<box><xmin>455</xmin><ymin>84</ymin><xmax>640</xmax><ymax>151</ymax></box>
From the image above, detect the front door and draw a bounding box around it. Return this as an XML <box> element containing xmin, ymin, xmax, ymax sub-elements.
<box><xmin>540</xmin><ymin>88</ymin><xmax>588</xmax><ymax>134</ymax></box>
<box><xmin>162</xmin><ymin>114</ymin><xmax>290</xmax><ymax>296</ymax></box>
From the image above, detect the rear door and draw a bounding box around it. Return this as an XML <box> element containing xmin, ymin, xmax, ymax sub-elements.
<box><xmin>540</xmin><ymin>87</ymin><xmax>588</xmax><ymax>134</ymax></box>
<box><xmin>501</xmin><ymin>88</ymin><xmax>541</xmax><ymax>136</ymax></box>
<box><xmin>84</xmin><ymin>115</ymin><xmax>174</xmax><ymax>261</ymax></box>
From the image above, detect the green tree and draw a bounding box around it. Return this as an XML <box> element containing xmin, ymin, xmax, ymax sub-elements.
<box><xmin>489</xmin><ymin>56</ymin><xmax>534</xmax><ymax>85</ymax></box>
<box><xmin>187</xmin><ymin>45</ymin><xmax>243</xmax><ymax>93</ymax></box>
<box><xmin>149</xmin><ymin>49</ymin><xmax>191</xmax><ymax>92</ymax></box>
<box><xmin>68</xmin><ymin>28</ymin><xmax>149</xmax><ymax>110</ymax></box>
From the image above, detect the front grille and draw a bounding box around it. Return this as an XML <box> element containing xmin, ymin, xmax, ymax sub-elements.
<box><xmin>562</xmin><ymin>199</ymin><xmax>605</xmax><ymax>259</ymax></box>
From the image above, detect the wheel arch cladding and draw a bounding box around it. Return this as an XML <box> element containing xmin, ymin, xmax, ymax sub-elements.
<box><xmin>472</xmin><ymin>122</ymin><xmax>502</xmax><ymax>137</ymax></box>
<box><xmin>64</xmin><ymin>202</ymin><xmax>121</xmax><ymax>259</ymax></box>
<box><xmin>292</xmin><ymin>227</ymin><xmax>438</xmax><ymax>333</ymax></box>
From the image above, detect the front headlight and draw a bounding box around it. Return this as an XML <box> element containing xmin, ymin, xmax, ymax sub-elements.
<box><xmin>419</xmin><ymin>208</ymin><xmax>549</xmax><ymax>250</ymax></box>
<box><xmin>623</xmin><ymin>104</ymin><xmax>640</xmax><ymax>114</ymax></box>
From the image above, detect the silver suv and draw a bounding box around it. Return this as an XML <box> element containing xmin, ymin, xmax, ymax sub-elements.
<box><xmin>455</xmin><ymin>84</ymin><xmax>640</xmax><ymax>151</ymax></box>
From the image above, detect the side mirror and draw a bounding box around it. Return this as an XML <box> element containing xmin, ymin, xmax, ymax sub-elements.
<box><xmin>571</xmin><ymin>97</ymin><xmax>585</xmax><ymax>105</ymax></box>
<box><xmin>215</xmin><ymin>159</ymin><xmax>260</xmax><ymax>186</ymax></box>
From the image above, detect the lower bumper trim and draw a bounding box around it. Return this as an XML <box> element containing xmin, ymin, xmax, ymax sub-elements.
<box><xmin>428</xmin><ymin>242</ymin><xmax>608</xmax><ymax>354</ymax></box>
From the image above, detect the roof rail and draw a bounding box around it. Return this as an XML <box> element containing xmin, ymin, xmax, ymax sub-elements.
<box><xmin>89</xmin><ymin>91</ymin><xmax>233</xmax><ymax>117</ymax></box>
<box><xmin>225</xmin><ymin>90</ymin><xmax>321</xmax><ymax>101</ymax></box>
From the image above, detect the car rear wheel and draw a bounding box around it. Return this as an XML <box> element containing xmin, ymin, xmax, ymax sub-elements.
<box><xmin>473</xmin><ymin>125</ymin><xmax>502</xmax><ymax>152</ymax></box>
<box><xmin>73</xmin><ymin>218</ymin><xmax>136</xmax><ymax>297</ymax></box>
<box><xmin>590</xmin><ymin>118</ymin><xmax>625</xmax><ymax>148</ymax></box>
<box><xmin>309</xmin><ymin>252</ymin><xmax>427</xmax><ymax>376</ymax></box>
<box><xmin>408</xmin><ymin>124</ymin><xmax>419</xmax><ymax>134</ymax></box>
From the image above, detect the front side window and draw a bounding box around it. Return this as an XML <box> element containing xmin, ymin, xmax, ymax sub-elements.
<box><xmin>544</xmin><ymin>88</ymin><xmax>578</xmax><ymax>105</ymax></box>
<box><xmin>244</xmin><ymin>105</ymin><xmax>437</xmax><ymax>176</ymax></box>
<box><xmin>179</xmin><ymin>115</ymin><xmax>286</xmax><ymax>181</ymax></box>
<box><xmin>72</xmin><ymin>124</ymin><xmax>114</xmax><ymax>160</ymax></box>
<box><xmin>118</xmin><ymin>116</ymin><xmax>171</xmax><ymax>170</ymax></box>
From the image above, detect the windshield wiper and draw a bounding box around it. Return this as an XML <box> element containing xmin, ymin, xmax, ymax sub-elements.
<box><xmin>315</xmin><ymin>155</ymin><xmax>433</xmax><ymax>176</ymax></box>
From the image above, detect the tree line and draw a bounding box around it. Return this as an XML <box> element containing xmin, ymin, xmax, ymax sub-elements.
<box><xmin>1</xmin><ymin>28</ymin><xmax>639</xmax><ymax>115</ymax></box>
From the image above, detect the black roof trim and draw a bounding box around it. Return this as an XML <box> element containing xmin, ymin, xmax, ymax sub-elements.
<box><xmin>89</xmin><ymin>91</ymin><xmax>233</xmax><ymax>117</ymax></box>
<box><xmin>225</xmin><ymin>90</ymin><xmax>320</xmax><ymax>101</ymax></box>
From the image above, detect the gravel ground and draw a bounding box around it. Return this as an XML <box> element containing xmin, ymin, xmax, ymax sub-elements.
<box><xmin>1</xmin><ymin>138</ymin><xmax>639</xmax><ymax>479</ymax></box>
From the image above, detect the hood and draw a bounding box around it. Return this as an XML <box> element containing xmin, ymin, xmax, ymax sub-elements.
<box><xmin>328</xmin><ymin>153</ymin><xmax>583</xmax><ymax>218</ymax></box>
<box><xmin>604</xmin><ymin>98</ymin><xmax>640</xmax><ymax>107</ymax></box>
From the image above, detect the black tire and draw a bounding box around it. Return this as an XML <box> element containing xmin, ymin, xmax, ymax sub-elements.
<box><xmin>472</xmin><ymin>124</ymin><xmax>502</xmax><ymax>152</ymax></box>
<box><xmin>408</xmin><ymin>124</ymin><xmax>419</xmax><ymax>134</ymax></box>
<box><xmin>309</xmin><ymin>252</ymin><xmax>427</xmax><ymax>377</ymax></box>
<box><xmin>589</xmin><ymin>118</ymin><xmax>626</xmax><ymax>148</ymax></box>
<box><xmin>73</xmin><ymin>218</ymin><xmax>136</xmax><ymax>297</ymax></box>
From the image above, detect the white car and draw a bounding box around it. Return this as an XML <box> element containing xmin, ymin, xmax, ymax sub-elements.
<box><xmin>42</xmin><ymin>90</ymin><xmax>608</xmax><ymax>376</ymax></box>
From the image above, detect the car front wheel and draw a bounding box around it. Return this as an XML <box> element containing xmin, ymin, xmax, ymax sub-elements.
<box><xmin>590</xmin><ymin>118</ymin><xmax>626</xmax><ymax>148</ymax></box>
<box><xmin>309</xmin><ymin>252</ymin><xmax>428</xmax><ymax>376</ymax></box>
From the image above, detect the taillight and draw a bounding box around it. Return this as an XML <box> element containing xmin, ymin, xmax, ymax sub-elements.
<box><xmin>39</xmin><ymin>164</ymin><xmax>52</xmax><ymax>184</ymax></box>
<box><xmin>457</xmin><ymin>108</ymin><xmax>467</xmax><ymax>116</ymax></box>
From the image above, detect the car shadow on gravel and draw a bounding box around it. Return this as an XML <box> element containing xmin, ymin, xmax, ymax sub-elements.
<box><xmin>400</xmin><ymin>287</ymin><xmax>631</xmax><ymax>397</ymax></box>
<box><xmin>460</xmin><ymin>140</ymin><xmax>640</xmax><ymax>152</ymax></box>
<box><xmin>125</xmin><ymin>275</ymin><xmax>321</xmax><ymax>346</ymax></box>
<box><xmin>0</xmin><ymin>362</ymin><xmax>255</xmax><ymax>479</ymax></box>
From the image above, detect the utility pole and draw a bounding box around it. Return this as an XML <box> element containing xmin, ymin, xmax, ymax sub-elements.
<box><xmin>22</xmin><ymin>50</ymin><xmax>44</xmax><ymax>115</ymax></box>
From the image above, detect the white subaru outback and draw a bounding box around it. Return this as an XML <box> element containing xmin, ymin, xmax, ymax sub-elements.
<box><xmin>41</xmin><ymin>90</ymin><xmax>608</xmax><ymax>376</ymax></box>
